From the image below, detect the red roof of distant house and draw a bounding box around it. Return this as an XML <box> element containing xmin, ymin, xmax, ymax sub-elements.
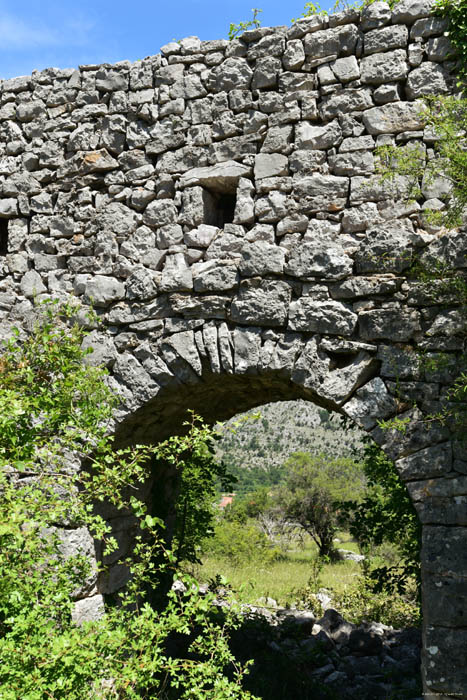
<box><xmin>219</xmin><ymin>494</ymin><xmax>235</xmax><ymax>509</ymax></box>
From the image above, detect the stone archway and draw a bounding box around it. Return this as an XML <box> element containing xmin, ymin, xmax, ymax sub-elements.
<box><xmin>1</xmin><ymin>1</ymin><xmax>466</xmax><ymax>694</ymax></box>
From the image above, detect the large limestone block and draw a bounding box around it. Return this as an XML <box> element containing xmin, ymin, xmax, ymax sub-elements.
<box><xmin>344</xmin><ymin>377</ymin><xmax>397</xmax><ymax>429</ymax></box>
<box><xmin>208</xmin><ymin>57</ymin><xmax>253</xmax><ymax>92</ymax></box>
<box><xmin>406</xmin><ymin>62</ymin><xmax>451</xmax><ymax>99</ymax></box>
<box><xmin>360</xmin><ymin>1</ymin><xmax>392</xmax><ymax>31</ymax></box>
<box><xmin>392</xmin><ymin>0</ymin><xmax>434</xmax><ymax>24</ymax></box>
<box><xmin>286</xmin><ymin>241</ymin><xmax>353</xmax><ymax>281</ymax></box>
<box><xmin>355</xmin><ymin>221</ymin><xmax>418</xmax><ymax>273</ymax></box>
<box><xmin>239</xmin><ymin>241</ymin><xmax>285</xmax><ymax>276</ymax></box>
<box><xmin>254</xmin><ymin>154</ymin><xmax>288</xmax><ymax>180</ymax></box>
<box><xmin>364</xmin><ymin>25</ymin><xmax>409</xmax><ymax>55</ymax></box>
<box><xmin>84</xmin><ymin>275</ymin><xmax>125</xmax><ymax>307</ymax></box>
<box><xmin>362</xmin><ymin>101</ymin><xmax>424</xmax><ymax>134</ymax></box>
<box><xmin>180</xmin><ymin>160</ymin><xmax>252</xmax><ymax>193</ymax></box>
<box><xmin>230</xmin><ymin>278</ymin><xmax>291</xmax><ymax>327</ymax></box>
<box><xmin>359</xmin><ymin>308</ymin><xmax>421</xmax><ymax>342</ymax></box>
<box><xmin>295</xmin><ymin>119</ymin><xmax>342</xmax><ymax>150</ymax></box>
<box><xmin>289</xmin><ymin>298</ymin><xmax>357</xmax><ymax>335</ymax></box>
<box><xmin>293</xmin><ymin>174</ymin><xmax>349</xmax><ymax>213</ymax></box>
<box><xmin>396</xmin><ymin>443</ymin><xmax>452</xmax><ymax>481</ymax></box>
<box><xmin>0</xmin><ymin>198</ymin><xmax>18</xmax><ymax>217</ymax></box>
<box><xmin>360</xmin><ymin>49</ymin><xmax>408</xmax><ymax>85</ymax></box>
<box><xmin>192</xmin><ymin>260</ymin><xmax>239</xmax><ymax>292</ymax></box>
<box><xmin>304</xmin><ymin>24</ymin><xmax>359</xmax><ymax>58</ymax></box>
<box><xmin>319</xmin><ymin>88</ymin><xmax>374</xmax><ymax>120</ymax></box>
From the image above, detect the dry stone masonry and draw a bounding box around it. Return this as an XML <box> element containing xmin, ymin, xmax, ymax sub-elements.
<box><xmin>0</xmin><ymin>0</ymin><xmax>466</xmax><ymax>696</ymax></box>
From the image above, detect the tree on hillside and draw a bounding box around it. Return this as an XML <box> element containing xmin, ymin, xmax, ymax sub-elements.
<box><xmin>278</xmin><ymin>452</ymin><xmax>365</xmax><ymax>558</ymax></box>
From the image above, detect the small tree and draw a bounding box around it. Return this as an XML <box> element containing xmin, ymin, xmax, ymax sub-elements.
<box><xmin>279</xmin><ymin>452</ymin><xmax>365</xmax><ymax>558</ymax></box>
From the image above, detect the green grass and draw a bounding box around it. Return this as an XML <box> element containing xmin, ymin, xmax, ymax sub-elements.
<box><xmin>195</xmin><ymin>533</ymin><xmax>362</xmax><ymax>607</ymax></box>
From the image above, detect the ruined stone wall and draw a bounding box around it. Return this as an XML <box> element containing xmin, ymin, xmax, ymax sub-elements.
<box><xmin>0</xmin><ymin>0</ymin><xmax>466</xmax><ymax>696</ymax></box>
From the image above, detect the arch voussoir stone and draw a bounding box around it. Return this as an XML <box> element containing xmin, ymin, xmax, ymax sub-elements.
<box><xmin>1</xmin><ymin>0</ymin><xmax>466</xmax><ymax>694</ymax></box>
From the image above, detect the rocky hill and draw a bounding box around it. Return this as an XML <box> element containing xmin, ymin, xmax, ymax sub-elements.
<box><xmin>215</xmin><ymin>400</ymin><xmax>365</xmax><ymax>485</ymax></box>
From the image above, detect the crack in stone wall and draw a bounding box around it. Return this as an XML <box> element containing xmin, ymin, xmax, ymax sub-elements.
<box><xmin>0</xmin><ymin>0</ymin><xmax>466</xmax><ymax>695</ymax></box>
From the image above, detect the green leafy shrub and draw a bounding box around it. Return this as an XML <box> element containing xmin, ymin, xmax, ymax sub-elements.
<box><xmin>0</xmin><ymin>301</ymin><xmax>256</xmax><ymax>700</ymax></box>
<box><xmin>203</xmin><ymin>520</ymin><xmax>282</xmax><ymax>566</ymax></box>
<box><xmin>333</xmin><ymin>575</ymin><xmax>421</xmax><ymax>628</ymax></box>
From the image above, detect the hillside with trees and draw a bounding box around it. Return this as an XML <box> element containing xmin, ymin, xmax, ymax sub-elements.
<box><xmin>215</xmin><ymin>401</ymin><xmax>364</xmax><ymax>494</ymax></box>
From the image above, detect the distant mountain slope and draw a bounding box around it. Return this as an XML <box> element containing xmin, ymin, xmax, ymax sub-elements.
<box><xmin>215</xmin><ymin>400</ymin><xmax>364</xmax><ymax>491</ymax></box>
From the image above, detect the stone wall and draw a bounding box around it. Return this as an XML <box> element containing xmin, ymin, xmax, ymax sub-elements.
<box><xmin>0</xmin><ymin>0</ymin><xmax>466</xmax><ymax>696</ymax></box>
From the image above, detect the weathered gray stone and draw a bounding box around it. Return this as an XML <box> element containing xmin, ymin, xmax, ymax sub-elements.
<box><xmin>143</xmin><ymin>199</ymin><xmax>178</xmax><ymax>228</ymax></box>
<box><xmin>319</xmin><ymin>88</ymin><xmax>374</xmax><ymax>120</ymax></box>
<box><xmin>184</xmin><ymin>225</ymin><xmax>218</xmax><ymax>248</ymax></box>
<box><xmin>208</xmin><ymin>57</ymin><xmax>253</xmax><ymax>92</ymax></box>
<box><xmin>0</xmin><ymin>198</ymin><xmax>18</xmax><ymax>217</ymax></box>
<box><xmin>344</xmin><ymin>377</ymin><xmax>397</xmax><ymax>429</ymax></box>
<box><xmin>283</xmin><ymin>39</ymin><xmax>306</xmax><ymax>70</ymax></box>
<box><xmin>392</xmin><ymin>0</ymin><xmax>434</xmax><ymax>24</ymax></box>
<box><xmin>160</xmin><ymin>254</ymin><xmax>193</xmax><ymax>292</ymax></box>
<box><xmin>20</xmin><ymin>269</ymin><xmax>47</xmax><ymax>298</ymax></box>
<box><xmin>329</xmin><ymin>151</ymin><xmax>375</xmax><ymax>176</ymax></box>
<box><xmin>331</xmin><ymin>55</ymin><xmax>360</xmax><ymax>82</ymax></box>
<box><xmin>396</xmin><ymin>443</ymin><xmax>452</xmax><ymax>481</ymax></box>
<box><xmin>230</xmin><ymin>279</ymin><xmax>291</xmax><ymax>327</ymax></box>
<box><xmin>426</xmin><ymin>35</ymin><xmax>454</xmax><ymax>62</ymax></box>
<box><xmin>295</xmin><ymin>119</ymin><xmax>342</xmax><ymax>150</ymax></box>
<box><xmin>239</xmin><ymin>241</ymin><xmax>285</xmax><ymax>276</ymax></box>
<box><xmin>233</xmin><ymin>326</ymin><xmax>261</xmax><ymax>374</ymax></box>
<box><xmin>359</xmin><ymin>308</ymin><xmax>421</xmax><ymax>341</ymax></box>
<box><xmin>192</xmin><ymin>260</ymin><xmax>238</xmax><ymax>292</ymax></box>
<box><xmin>304</xmin><ymin>25</ymin><xmax>359</xmax><ymax>58</ymax></box>
<box><xmin>406</xmin><ymin>62</ymin><xmax>451</xmax><ymax>99</ymax></box>
<box><xmin>286</xmin><ymin>241</ymin><xmax>352</xmax><ymax>281</ymax></box>
<box><xmin>84</xmin><ymin>275</ymin><xmax>125</xmax><ymax>307</ymax></box>
<box><xmin>362</xmin><ymin>101</ymin><xmax>424</xmax><ymax>134</ymax></box>
<box><xmin>126</xmin><ymin>266</ymin><xmax>159</xmax><ymax>300</ymax></box>
<box><xmin>71</xmin><ymin>595</ymin><xmax>105</xmax><ymax>625</ymax></box>
<box><xmin>81</xmin><ymin>330</ymin><xmax>117</xmax><ymax>368</ymax></box>
<box><xmin>364</xmin><ymin>25</ymin><xmax>409</xmax><ymax>55</ymax></box>
<box><xmin>254</xmin><ymin>154</ymin><xmax>288</xmax><ymax>180</ymax></box>
<box><xmin>180</xmin><ymin>161</ymin><xmax>252</xmax><ymax>192</ymax></box>
<box><xmin>289</xmin><ymin>299</ymin><xmax>357</xmax><ymax>335</ymax></box>
<box><xmin>355</xmin><ymin>221</ymin><xmax>418</xmax><ymax>273</ymax></box>
<box><xmin>161</xmin><ymin>331</ymin><xmax>202</xmax><ymax>378</ymax></box>
<box><xmin>360</xmin><ymin>49</ymin><xmax>408</xmax><ymax>85</ymax></box>
<box><xmin>360</xmin><ymin>2</ymin><xmax>392</xmax><ymax>31</ymax></box>
<box><xmin>293</xmin><ymin>175</ymin><xmax>349</xmax><ymax>213</ymax></box>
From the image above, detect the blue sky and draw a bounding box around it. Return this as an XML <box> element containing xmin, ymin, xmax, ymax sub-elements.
<box><xmin>0</xmin><ymin>0</ymin><xmax>336</xmax><ymax>80</ymax></box>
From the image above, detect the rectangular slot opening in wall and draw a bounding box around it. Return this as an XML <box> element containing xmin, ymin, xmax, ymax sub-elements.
<box><xmin>203</xmin><ymin>189</ymin><xmax>237</xmax><ymax>228</ymax></box>
<box><xmin>0</xmin><ymin>220</ymin><xmax>8</xmax><ymax>255</ymax></box>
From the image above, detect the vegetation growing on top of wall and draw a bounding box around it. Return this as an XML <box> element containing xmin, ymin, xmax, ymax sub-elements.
<box><xmin>228</xmin><ymin>9</ymin><xmax>263</xmax><ymax>41</ymax></box>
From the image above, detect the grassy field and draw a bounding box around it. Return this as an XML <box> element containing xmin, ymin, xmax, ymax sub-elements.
<box><xmin>195</xmin><ymin>532</ymin><xmax>362</xmax><ymax>607</ymax></box>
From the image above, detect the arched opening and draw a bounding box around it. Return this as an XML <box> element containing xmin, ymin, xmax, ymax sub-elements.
<box><xmin>101</xmin><ymin>364</ymin><xmax>423</xmax><ymax>699</ymax></box>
